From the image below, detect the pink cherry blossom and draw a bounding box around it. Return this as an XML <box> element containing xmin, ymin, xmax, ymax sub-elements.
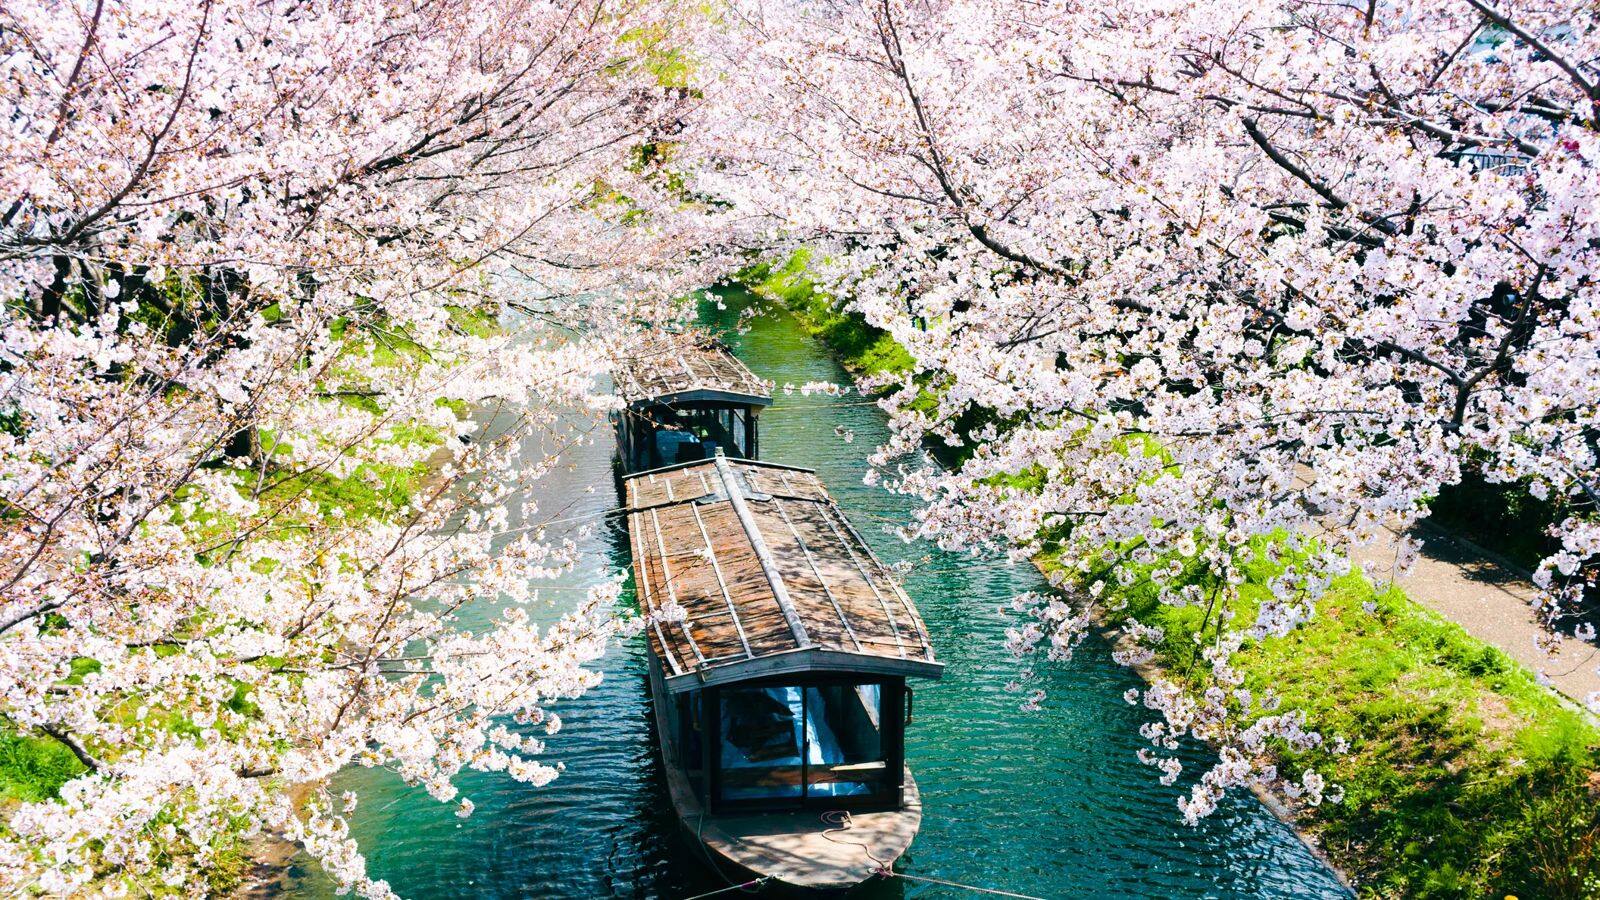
<box><xmin>687</xmin><ymin>0</ymin><xmax>1600</xmax><ymax>820</ymax></box>
<box><xmin>0</xmin><ymin>0</ymin><xmax>721</xmax><ymax>892</ymax></box>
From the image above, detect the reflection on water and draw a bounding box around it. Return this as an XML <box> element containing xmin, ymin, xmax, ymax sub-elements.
<box><xmin>285</xmin><ymin>292</ymin><xmax>1348</xmax><ymax>899</ymax></box>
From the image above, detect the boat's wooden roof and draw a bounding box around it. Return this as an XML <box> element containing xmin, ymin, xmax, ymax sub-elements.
<box><xmin>626</xmin><ymin>455</ymin><xmax>941</xmax><ymax>691</ymax></box>
<box><xmin>612</xmin><ymin>328</ymin><xmax>771</xmax><ymax>408</ymax></box>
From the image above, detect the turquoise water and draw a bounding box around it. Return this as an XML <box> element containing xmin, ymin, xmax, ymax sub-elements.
<box><xmin>285</xmin><ymin>292</ymin><xmax>1348</xmax><ymax>899</ymax></box>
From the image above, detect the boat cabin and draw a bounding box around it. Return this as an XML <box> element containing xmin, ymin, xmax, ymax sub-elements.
<box><xmin>611</xmin><ymin>329</ymin><xmax>771</xmax><ymax>475</ymax></box>
<box><xmin>626</xmin><ymin>454</ymin><xmax>942</xmax><ymax>818</ymax></box>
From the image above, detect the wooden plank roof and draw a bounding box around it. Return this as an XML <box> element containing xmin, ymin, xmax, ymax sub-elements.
<box><xmin>625</xmin><ymin>455</ymin><xmax>942</xmax><ymax>691</ymax></box>
<box><xmin>612</xmin><ymin>328</ymin><xmax>772</xmax><ymax>408</ymax></box>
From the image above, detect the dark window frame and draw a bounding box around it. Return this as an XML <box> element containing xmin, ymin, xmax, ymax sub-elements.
<box><xmin>703</xmin><ymin>674</ymin><xmax>906</xmax><ymax>813</ymax></box>
<box><xmin>617</xmin><ymin>401</ymin><xmax>761</xmax><ymax>472</ymax></box>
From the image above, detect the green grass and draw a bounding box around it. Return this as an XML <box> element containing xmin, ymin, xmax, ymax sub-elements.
<box><xmin>737</xmin><ymin>250</ymin><xmax>915</xmax><ymax>378</ymax></box>
<box><xmin>272</xmin><ymin>458</ymin><xmax>434</xmax><ymax>524</ymax></box>
<box><xmin>0</xmin><ymin>731</ymin><xmax>86</xmax><ymax>804</ymax></box>
<box><xmin>1062</xmin><ymin>539</ymin><xmax>1600</xmax><ymax>899</ymax></box>
<box><xmin>0</xmin><ymin>727</ymin><xmax>252</xmax><ymax>893</ymax></box>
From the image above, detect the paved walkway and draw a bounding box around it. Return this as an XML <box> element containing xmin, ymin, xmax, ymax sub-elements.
<box><xmin>1348</xmin><ymin>521</ymin><xmax>1600</xmax><ymax>707</ymax></box>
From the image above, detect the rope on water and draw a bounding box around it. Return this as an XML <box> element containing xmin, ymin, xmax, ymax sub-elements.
<box><xmin>819</xmin><ymin>809</ymin><xmax>1048</xmax><ymax>900</ymax></box>
<box><xmin>883</xmin><ymin>871</ymin><xmax>1048</xmax><ymax>899</ymax></box>
<box><xmin>679</xmin><ymin>876</ymin><xmax>772</xmax><ymax>900</ymax></box>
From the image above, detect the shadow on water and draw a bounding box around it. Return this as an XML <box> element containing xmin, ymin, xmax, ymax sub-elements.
<box><xmin>285</xmin><ymin>290</ymin><xmax>1349</xmax><ymax>899</ymax></box>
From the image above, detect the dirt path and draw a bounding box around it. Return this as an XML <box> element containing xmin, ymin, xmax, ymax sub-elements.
<box><xmin>1348</xmin><ymin>521</ymin><xmax>1600</xmax><ymax>708</ymax></box>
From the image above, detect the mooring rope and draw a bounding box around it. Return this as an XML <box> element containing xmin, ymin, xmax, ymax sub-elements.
<box><xmin>884</xmin><ymin>871</ymin><xmax>1049</xmax><ymax>899</ymax></box>
<box><xmin>678</xmin><ymin>875</ymin><xmax>772</xmax><ymax>900</ymax></box>
<box><xmin>815</xmin><ymin>809</ymin><xmax>1049</xmax><ymax>900</ymax></box>
<box><xmin>817</xmin><ymin>809</ymin><xmax>891</xmax><ymax>870</ymax></box>
<box><xmin>690</xmin><ymin>812</ymin><xmax>775</xmax><ymax>898</ymax></box>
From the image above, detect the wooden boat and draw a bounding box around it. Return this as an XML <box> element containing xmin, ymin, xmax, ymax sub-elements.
<box><xmin>623</xmin><ymin>453</ymin><xmax>943</xmax><ymax>893</ymax></box>
<box><xmin>611</xmin><ymin>328</ymin><xmax>772</xmax><ymax>472</ymax></box>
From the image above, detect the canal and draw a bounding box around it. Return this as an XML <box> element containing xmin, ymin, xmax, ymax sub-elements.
<box><xmin>284</xmin><ymin>289</ymin><xmax>1348</xmax><ymax>899</ymax></box>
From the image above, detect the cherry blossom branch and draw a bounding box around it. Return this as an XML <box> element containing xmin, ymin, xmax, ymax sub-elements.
<box><xmin>1464</xmin><ymin>0</ymin><xmax>1600</xmax><ymax>122</ymax></box>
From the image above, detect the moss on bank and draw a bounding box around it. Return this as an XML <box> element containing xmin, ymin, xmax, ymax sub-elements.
<box><xmin>741</xmin><ymin>254</ymin><xmax>1600</xmax><ymax>898</ymax></box>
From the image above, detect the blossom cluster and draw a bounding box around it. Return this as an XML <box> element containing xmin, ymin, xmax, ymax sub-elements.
<box><xmin>0</xmin><ymin>0</ymin><xmax>719</xmax><ymax>893</ymax></box>
<box><xmin>689</xmin><ymin>0</ymin><xmax>1600</xmax><ymax>817</ymax></box>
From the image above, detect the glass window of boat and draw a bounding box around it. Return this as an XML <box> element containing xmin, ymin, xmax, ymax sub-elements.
<box><xmin>633</xmin><ymin>404</ymin><xmax>753</xmax><ymax>468</ymax></box>
<box><xmin>716</xmin><ymin>681</ymin><xmax>887</xmax><ymax>804</ymax></box>
<box><xmin>804</xmin><ymin>683</ymin><xmax>885</xmax><ymax>798</ymax></box>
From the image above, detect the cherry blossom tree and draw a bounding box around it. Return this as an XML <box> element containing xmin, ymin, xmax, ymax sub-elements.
<box><xmin>691</xmin><ymin>0</ymin><xmax>1599</xmax><ymax>821</ymax></box>
<box><xmin>0</xmin><ymin>0</ymin><xmax>712</xmax><ymax>893</ymax></box>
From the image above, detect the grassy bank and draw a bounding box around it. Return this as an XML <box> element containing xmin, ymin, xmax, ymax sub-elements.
<box><xmin>737</xmin><ymin>250</ymin><xmax>913</xmax><ymax>378</ymax></box>
<box><xmin>1042</xmin><ymin>546</ymin><xmax>1600</xmax><ymax>899</ymax></box>
<box><xmin>0</xmin><ymin>732</ymin><xmax>84</xmax><ymax>805</ymax></box>
<box><xmin>736</xmin><ymin>255</ymin><xmax>1600</xmax><ymax>898</ymax></box>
